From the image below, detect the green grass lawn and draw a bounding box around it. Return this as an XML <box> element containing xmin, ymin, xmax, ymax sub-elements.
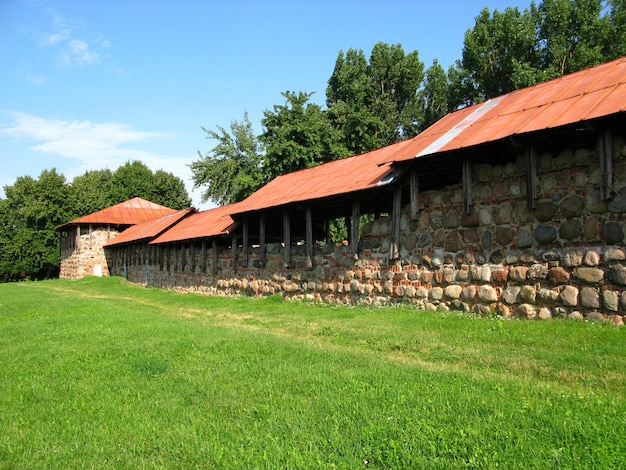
<box><xmin>0</xmin><ymin>277</ymin><xmax>624</xmax><ymax>469</ymax></box>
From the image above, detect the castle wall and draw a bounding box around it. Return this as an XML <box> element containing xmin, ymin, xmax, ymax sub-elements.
<box><xmin>60</xmin><ymin>225</ymin><xmax>119</xmax><ymax>279</ymax></box>
<box><xmin>105</xmin><ymin>132</ymin><xmax>626</xmax><ymax>323</ymax></box>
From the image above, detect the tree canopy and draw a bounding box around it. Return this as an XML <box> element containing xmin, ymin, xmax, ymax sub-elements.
<box><xmin>0</xmin><ymin>161</ymin><xmax>191</xmax><ymax>282</ymax></box>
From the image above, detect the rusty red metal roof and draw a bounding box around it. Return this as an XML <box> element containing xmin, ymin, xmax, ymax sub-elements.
<box><xmin>150</xmin><ymin>202</ymin><xmax>241</xmax><ymax>244</ymax></box>
<box><xmin>57</xmin><ymin>197</ymin><xmax>177</xmax><ymax>229</ymax></box>
<box><xmin>104</xmin><ymin>208</ymin><xmax>196</xmax><ymax>247</ymax></box>
<box><xmin>233</xmin><ymin>56</ymin><xmax>626</xmax><ymax>215</ymax></box>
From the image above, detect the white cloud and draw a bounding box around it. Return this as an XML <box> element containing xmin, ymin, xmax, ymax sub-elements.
<box><xmin>38</xmin><ymin>10</ymin><xmax>105</xmax><ymax>67</ymax></box>
<box><xmin>0</xmin><ymin>112</ymin><xmax>208</xmax><ymax>208</ymax></box>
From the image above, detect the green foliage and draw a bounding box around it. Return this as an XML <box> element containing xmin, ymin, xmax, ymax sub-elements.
<box><xmin>418</xmin><ymin>59</ymin><xmax>450</xmax><ymax>130</ymax></box>
<box><xmin>261</xmin><ymin>91</ymin><xmax>349</xmax><ymax>181</ymax></box>
<box><xmin>456</xmin><ymin>0</ymin><xmax>624</xmax><ymax>104</ymax></box>
<box><xmin>189</xmin><ymin>113</ymin><xmax>264</xmax><ymax>205</ymax></box>
<box><xmin>326</xmin><ymin>42</ymin><xmax>425</xmax><ymax>154</ymax></box>
<box><xmin>69</xmin><ymin>169</ymin><xmax>114</xmax><ymax>217</ymax></box>
<box><xmin>0</xmin><ymin>278</ymin><xmax>624</xmax><ymax>468</ymax></box>
<box><xmin>0</xmin><ymin>169</ymin><xmax>71</xmax><ymax>281</ymax></box>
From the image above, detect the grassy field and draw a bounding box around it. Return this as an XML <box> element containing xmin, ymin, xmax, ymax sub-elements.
<box><xmin>0</xmin><ymin>277</ymin><xmax>624</xmax><ymax>469</ymax></box>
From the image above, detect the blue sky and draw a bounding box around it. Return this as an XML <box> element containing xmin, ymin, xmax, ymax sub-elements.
<box><xmin>1</xmin><ymin>0</ymin><xmax>529</xmax><ymax>209</ymax></box>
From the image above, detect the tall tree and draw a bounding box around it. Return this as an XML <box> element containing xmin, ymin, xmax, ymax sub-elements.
<box><xmin>70</xmin><ymin>169</ymin><xmax>114</xmax><ymax>218</ymax></box>
<box><xmin>0</xmin><ymin>169</ymin><xmax>71</xmax><ymax>281</ymax></box>
<box><xmin>326</xmin><ymin>42</ymin><xmax>425</xmax><ymax>154</ymax></box>
<box><xmin>261</xmin><ymin>91</ymin><xmax>349</xmax><ymax>182</ymax></box>
<box><xmin>418</xmin><ymin>59</ymin><xmax>450</xmax><ymax>129</ymax></box>
<box><xmin>189</xmin><ymin>113</ymin><xmax>264</xmax><ymax>206</ymax></box>
<box><xmin>108</xmin><ymin>160</ymin><xmax>191</xmax><ymax>209</ymax></box>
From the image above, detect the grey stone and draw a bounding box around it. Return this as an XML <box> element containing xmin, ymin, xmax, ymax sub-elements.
<box><xmin>568</xmin><ymin>311</ymin><xmax>584</xmax><ymax>321</ymax></box>
<box><xmin>505</xmin><ymin>250</ymin><xmax>521</xmax><ymax>264</ymax></box>
<box><xmin>443</xmin><ymin>266</ymin><xmax>456</xmax><ymax>283</ymax></box>
<box><xmin>559</xmin><ymin>219</ymin><xmax>583</xmax><ymax>240</ymax></box>
<box><xmin>517</xmin><ymin>304</ymin><xmax>536</xmax><ymax>319</ymax></box>
<box><xmin>620</xmin><ymin>291</ymin><xmax>626</xmax><ymax>311</ymax></box>
<box><xmin>429</xmin><ymin>287</ymin><xmax>444</xmax><ymax>301</ymax></box>
<box><xmin>563</xmin><ymin>248</ymin><xmax>584</xmax><ymax>267</ymax></box>
<box><xmin>535</xmin><ymin>202</ymin><xmax>558</xmax><ymax>222</ymax></box>
<box><xmin>460</xmin><ymin>208</ymin><xmax>479</xmax><ymax>228</ymax></box>
<box><xmin>585</xmin><ymin>311</ymin><xmax>605</xmax><ymax>322</ymax></box>
<box><xmin>490</xmin><ymin>250</ymin><xmax>504</xmax><ymax>264</ymax></box>
<box><xmin>461</xmin><ymin>285</ymin><xmax>477</xmax><ymax>301</ymax></box>
<box><xmin>559</xmin><ymin>286</ymin><xmax>579</xmax><ymax>307</ymax></box>
<box><xmin>519</xmin><ymin>285</ymin><xmax>537</xmax><ymax>304</ymax></box>
<box><xmin>585</xmin><ymin>193</ymin><xmax>608</xmax><ymax>214</ymax></box>
<box><xmin>444</xmin><ymin>285</ymin><xmax>463</xmax><ymax>300</ymax></box>
<box><xmin>450</xmin><ymin>300</ymin><xmax>470</xmax><ymax>312</ymax></box>
<box><xmin>580</xmin><ymin>287</ymin><xmax>600</xmax><ymax>308</ymax></box>
<box><xmin>602</xmin><ymin>290</ymin><xmax>619</xmax><ymax>312</ymax></box>
<box><xmin>603</xmin><ymin>222</ymin><xmax>624</xmax><ymax>245</ymax></box>
<box><xmin>519</xmin><ymin>250</ymin><xmax>537</xmax><ymax>263</ymax></box>
<box><xmin>430</xmin><ymin>212</ymin><xmax>444</xmax><ymax>229</ymax></box>
<box><xmin>583</xmin><ymin>250</ymin><xmax>600</xmax><ymax>267</ymax></box>
<box><xmin>548</xmin><ymin>267</ymin><xmax>570</xmax><ymax>285</ymax></box>
<box><xmin>477</xmin><ymin>285</ymin><xmax>498</xmax><ymax>303</ymax></box>
<box><xmin>608</xmin><ymin>264</ymin><xmax>626</xmax><ymax>286</ymax></box>
<box><xmin>496</xmin><ymin>227</ymin><xmax>516</xmax><ymax>246</ymax></box>
<box><xmin>516</xmin><ymin>229</ymin><xmax>534</xmax><ymax>249</ymax></box>
<box><xmin>575</xmin><ymin>267</ymin><xmax>605</xmax><ymax>284</ymax></box>
<box><xmin>583</xmin><ymin>216</ymin><xmax>599</xmax><ymax>241</ymax></box>
<box><xmin>538</xmin><ymin>288</ymin><xmax>559</xmax><ymax>305</ymax></box>
<box><xmin>560</xmin><ymin>196</ymin><xmax>585</xmax><ymax>219</ymax></box>
<box><xmin>417</xmin><ymin>233</ymin><xmax>432</xmax><ymax>248</ymax></box>
<box><xmin>605</xmin><ymin>247</ymin><xmax>626</xmax><ymax>262</ymax></box>
<box><xmin>479</xmin><ymin>208</ymin><xmax>493</xmax><ymax>225</ymax></box>
<box><xmin>495</xmin><ymin>206</ymin><xmax>513</xmax><ymax>225</ymax></box>
<box><xmin>415</xmin><ymin>286</ymin><xmax>429</xmax><ymax>298</ymax></box>
<box><xmin>482</xmin><ymin>231</ymin><xmax>493</xmax><ymax>250</ymax></box>
<box><xmin>528</xmin><ymin>264</ymin><xmax>548</xmax><ymax>281</ymax></box>
<box><xmin>433</xmin><ymin>229</ymin><xmax>445</xmax><ymax>247</ymax></box>
<box><xmin>534</xmin><ymin>225</ymin><xmax>558</xmax><ymax>244</ymax></box>
<box><xmin>608</xmin><ymin>187</ymin><xmax>626</xmax><ymax>213</ymax></box>
<box><xmin>403</xmin><ymin>233</ymin><xmax>418</xmax><ymax>251</ymax></box>
<box><xmin>503</xmin><ymin>286</ymin><xmax>521</xmax><ymax>304</ymax></box>
<box><xmin>538</xmin><ymin>308</ymin><xmax>553</xmax><ymax>320</ymax></box>
<box><xmin>445</xmin><ymin>232</ymin><xmax>464</xmax><ymax>252</ymax></box>
<box><xmin>541</xmin><ymin>249</ymin><xmax>562</xmax><ymax>262</ymax></box>
<box><xmin>445</xmin><ymin>211</ymin><xmax>459</xmax><ymax>228</ymax></box>
<box><xmin>509</xmin><ymin>266</ymin><xmax>528</xmax><ymax>283</ymax></box>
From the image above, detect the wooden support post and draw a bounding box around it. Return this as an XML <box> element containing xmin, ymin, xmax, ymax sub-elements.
<box><xmin>283</xmin><ymin>210</ymin><xmax>291</xmax><ymax>268</ymax></box>
<box><xmin>231</xmin><ymin>235</ymin><xmax>238</xmax><ymax>273</ymax></box>
<box><xmin>389</xmin><ymin>186</ymin><xmax>402</xmax><ymax>261</ymax></box>
<box><xmin>410</xmin><ymin>169</ymin><xmax>419</xmax><ymax>219</ymax></box>
<box><xmin>305</xmin><ymin>205</ymin><xmax>313</xmax><ymax>269</ymax></box>
<box><xmin>181</xmin><ymin>243</ymin><xmax>186</xmax><ymax>271</ymax></box>
<box><xmin>259</xmin><ymin>215</ymin><xmax>266</xmax><ymax>268</ymax></box>
<box><xmin>212</xmin><ymin>240</ymin><xmax>218</xmax><ymax>275</ymax></box>
<box><xmin>351</xmin><ymin>201</ymin><xmax>360</xmax><ymax>259</ymax></box>
<box><xmin>463</xmin><ymin>159</ymin><xmax>473</xmax><ymax>215</ymax></box>
<box><xmin>242</xmin><ymin>219</ymin><xmax>249</xmax><ymax>268</ymax></box>
<box><xmin>526</xmin><ymin>145</ymin><xmax>538</xmax><ymax>209</ymax></box>
<box><xmin>599</xmin><ymin>130</ymin><xmax>613</xmax><ymax>200</ymax></box>
<box><xmin>75</xmin><ymin>226</ymin><xmax>80</xmax><ymax>253</ymax></box>
<box><xmin>173</xmin><ymin>245</ymin><xmax>178</xmax><ymax>272</ymax></box>
<box><xmin>201</xmin><ymin>240</ymin><xmax>207</xmax><ymax>273</ymax></box>
<box><xmin>189</xmin><ymin>242</ymin><xmax>195</xmax><ymax>273</ymax></box>
<box><xmin>158</xmin><ymin>246</ymin><xmax>163</xmax><ymax>271</ymax></box>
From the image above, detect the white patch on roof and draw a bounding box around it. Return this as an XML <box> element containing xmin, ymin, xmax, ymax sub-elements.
<box><xmin>416</xmin><ymin>96</ymin><xmax>504</xmax><ymax>158</ymax></box>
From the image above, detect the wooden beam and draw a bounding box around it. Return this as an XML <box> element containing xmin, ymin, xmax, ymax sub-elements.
<box><xmin>526</xmin><ymin>145</ymin><xmax>538</xmax><ymax>209</ymax></box>
<box><xmin>201</xmin><ymin>240</ymin><xmax>207</xmax><ymax>273</ymax></box>
<box><xmin>599</xmin><ymin>130</ymin><xmax>613</xmax><ymax>200</ymax></box>
<box><xmin>390</xmin><ymin>186</ymin><xmax>402</xmax><ymax>261</ymax></box>
<box><xmin>190</xmin><ymin>242</ymin><xmax>196</xmax><ymax>273</ymax></box>
<box><xmin>259</xmin><ymin>215</ymin><xmax>266</xmax><ymax>268</ymax></box>
<box><xmin>212</xmin><ymin>240</ymin><xmax>218</xmax><ymax>275</ymax></box>
<box><xmin>231</xmin><ymin>235</ymin><xmax>238</xmax><ymax>273</ymax></box>
<box><xmin>463</xmin><ymin>159</ymin><xmax>472</xmax><ymax>215</ymax></box>
<box><xmin>410</xmin><ymin>169</ymin><xmax>419</xmax><ymax>219</ymax></box>
<box><xmin>305</xmin><ymin>205</ymin><xmax>313</xmax><ymax>269</ymax></box>
<box><xmin>283</xmin><ymin>210</ymin><xmax>291</xmax><ymax>268</ymax></box>
<box><xmin>351</xmin><ymin>201</ymin><xmax>360</xmax><ymax>259</ymax></box>
<box><xmin>242</xmin><ymin>219</ymin><xmax>249</xmax><ymax>268</ymax></box>
<box><xmin>180</xmin><ymin>243</ymin><xmax>186</xmax><ymax>271</ymax></box>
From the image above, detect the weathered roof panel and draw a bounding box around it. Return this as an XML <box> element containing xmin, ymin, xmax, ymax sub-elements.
<box><xmin>150</xmin><ymin>202</ymin><xmax>242</xmax><ymax>244</ymax></box>
<box><xmin>104</xmin><ymin>208</ymin><xmax>196</xmax><ymax>246</ymax></box>
<box><xmin>58</xmin><ymin>197</ymin><xmax>177</xmax><ymax>229</ymax></box>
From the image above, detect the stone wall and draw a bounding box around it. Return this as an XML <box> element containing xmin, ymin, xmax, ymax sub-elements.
<box><xmin>105</xmin><ymin>133</ymin><xmax>626</xmax><ymax>324</ymax></box>
<box><xmin>60</xmin><ymin>226</ymin><xmax>119</xmax><ymax>279</ymax></box>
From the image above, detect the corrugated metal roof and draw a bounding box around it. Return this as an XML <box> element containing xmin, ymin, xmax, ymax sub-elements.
<box><xmin>150</xmin><ymin>202</ymin><xmax>241</xmax><ymax>244</ymax></box>
<box><xmin>57</xmin><ymin>197</ymin><xmax>177</xmax><ymax>229</ymax></box>
<box><xmin>104</xmin><ymin>208</ymin><xmax>196</xmax><ymax>246</ymax></box>
<box><xmin>233</xmin><ymin>56</ymin><xmax>626</xmax><ymax>215</ymax></box>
